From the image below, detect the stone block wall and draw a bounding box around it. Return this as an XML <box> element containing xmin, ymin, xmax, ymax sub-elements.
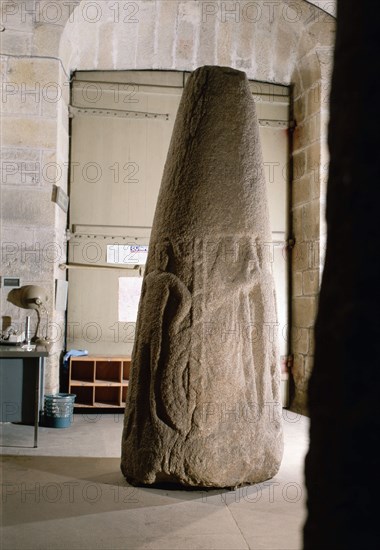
<box><xmin>290</xmin><ymin>12</ymin><xmax>335</xmax><ymax>412</ymax></box>
<box><xmin>0</xmin><ymin>1</ymin><xmax>78</xmax><ymax>391</ymax></box>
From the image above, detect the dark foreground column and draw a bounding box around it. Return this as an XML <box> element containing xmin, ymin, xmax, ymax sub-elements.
<box><xmin>121</xmin><ymin>66</ymin><xmax>283</xmax><ymax>488</ymax></box>
<box><xmin>304</xmin><ymin>2</ymin><xmax>380</xmax><ymax>548</ymax></box>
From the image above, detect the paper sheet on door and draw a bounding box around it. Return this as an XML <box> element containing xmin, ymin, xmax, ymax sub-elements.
<box><xmin>119</xmin><ymin>277</ymin><xmax>143</xmax><ymax>322</ymax></box>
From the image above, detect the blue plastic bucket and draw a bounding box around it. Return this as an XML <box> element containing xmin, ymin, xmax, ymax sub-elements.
<box><xmin>44</xmin><ymin>393</ymin><xmax>76</xmax><ymax>428</ymax></box>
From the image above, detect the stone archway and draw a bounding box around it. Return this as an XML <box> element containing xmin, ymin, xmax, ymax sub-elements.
<box><xmin>56</xmin><ymin>0</ymin><xmax>335</xmax><ymax>413</ymax></box>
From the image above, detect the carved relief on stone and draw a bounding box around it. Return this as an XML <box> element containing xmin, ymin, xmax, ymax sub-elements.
<box><xmin>121</xmin><ymin>66</ymin><xmax>283</xmax><ymax>488</ymax></box>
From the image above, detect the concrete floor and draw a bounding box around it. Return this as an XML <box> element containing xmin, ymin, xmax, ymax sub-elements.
<box><xmin>1</xmin><ymin>411</ymin><xmax>309</xmax><ymax>550</ymax></box>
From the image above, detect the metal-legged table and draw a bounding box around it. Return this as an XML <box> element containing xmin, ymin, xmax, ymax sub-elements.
<box><xmin>0</xmin><ymin>345</ymin><xmax>48</xmax><ymax>447</ymax></box>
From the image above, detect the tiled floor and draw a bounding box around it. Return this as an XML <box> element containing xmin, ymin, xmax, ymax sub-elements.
<box><xmin>0</xmin><ymin>411</ymin><xmax>309</xmax><ymax>550</ymax></box>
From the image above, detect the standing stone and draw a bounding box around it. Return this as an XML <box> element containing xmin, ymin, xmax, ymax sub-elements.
<box><xmin>121</xmin><ymin>66</ymin><xmax>283</xmax><ymax>488</ymax></box>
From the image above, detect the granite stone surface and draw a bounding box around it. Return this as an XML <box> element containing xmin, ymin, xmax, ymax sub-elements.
<box><xmin>121</xmin><ymin>66</ymin><xmax>283</xmax><ymax>488</ymax></box>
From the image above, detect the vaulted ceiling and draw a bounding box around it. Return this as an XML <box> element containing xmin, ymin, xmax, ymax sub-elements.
<box><xmin>305</xmin><ymin>0</ymin><xmax>337</xmax><ymax>17</ymax></box>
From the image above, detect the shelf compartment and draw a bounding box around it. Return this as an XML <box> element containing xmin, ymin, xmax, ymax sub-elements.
<box><xmin>121</xmin><ymin>385</ymin><xmax>128</xmax><ymax>404</ymax></box>
<box><xmin>95</xmin><ymin>361</ymin><xmax>122</xmax><ymax>383</ymax></box>
<box><xmin>122</xmin><ymin>359</ymin><xmax>131</xmax><ymax>381</ymax></box>
<box><xmin>71</xmin><ymin>386</ymin><xmax>94</xmax><ymax>407</ymax></box>
<box><xmin>70</xmin><ymin>360</ymin><xmax>94</xmax><ymax>382</ymax></box>
<box><xmin>68</xmin><ymin>356</ymin><xmax>131</xmax><ymax>409</ymax></box>
<box><xmin>95</xmin><ymin>386</ymin><xmax>121</xmax><ymax>407</ymax></box>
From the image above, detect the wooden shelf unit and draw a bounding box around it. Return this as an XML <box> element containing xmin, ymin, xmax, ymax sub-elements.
<box><xmin>69</xmin><ymin>355</ymin><xmax>131</xmax><ymax>408</ymax></box>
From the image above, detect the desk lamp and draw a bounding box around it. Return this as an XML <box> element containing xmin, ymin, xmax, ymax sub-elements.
<box><xmin>7</xmin><ymin>285</ymin><xmax>50</xmax><ymax>347</ymax></box>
